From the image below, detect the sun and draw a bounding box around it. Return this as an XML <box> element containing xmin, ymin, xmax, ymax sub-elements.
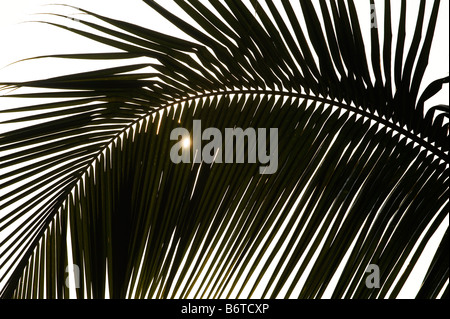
<box><xmin>182</xmin><ymin>136</ymin><xmax>191</xmax><ymax>148</ymax></box>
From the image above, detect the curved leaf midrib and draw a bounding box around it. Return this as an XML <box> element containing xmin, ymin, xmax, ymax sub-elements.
<box><xmin>169</xmin><ymin>89</ymin><xmax>448</xmax><ymax>162</ymax></box>
<box><xmin>6</xmin><ymin>87</ymin><xmax>446</xmax><ymax>223</ymax></box>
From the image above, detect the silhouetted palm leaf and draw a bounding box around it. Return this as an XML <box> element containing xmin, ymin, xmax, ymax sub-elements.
<box><xmin>0</xmin><ymin>0</ymin><xmax>448</xmax><ymax>299</ymax></box>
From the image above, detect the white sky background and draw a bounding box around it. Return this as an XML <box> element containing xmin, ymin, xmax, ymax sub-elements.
<box><xmin>0</xmin><ymin>0</ymin><xmax>448</xmax><ymax>299</ymax></box>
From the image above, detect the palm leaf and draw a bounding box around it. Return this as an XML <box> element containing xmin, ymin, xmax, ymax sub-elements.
<box><xmin>0</xmin><ymin>0</ymin><xmax>448</xmax><ymax>299</ymax></box>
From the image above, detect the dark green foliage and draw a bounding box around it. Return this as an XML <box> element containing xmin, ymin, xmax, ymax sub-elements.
<box><xmin>0</xmin><ymin>0</ymin><xmax>448</xmax><ymax>298</ymax></box>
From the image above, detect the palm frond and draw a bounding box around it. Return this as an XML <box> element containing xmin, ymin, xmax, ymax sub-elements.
<box><xmin>0</xmin><ymin>0</ymin><xmax>448</xmax><ymax>299</ymax></box>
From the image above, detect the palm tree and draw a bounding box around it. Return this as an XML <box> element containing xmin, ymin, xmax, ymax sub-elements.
<box><xmin>0</xmin><ymin>0</ymin><xmax>448</xmax><ymax>299</ymax></box>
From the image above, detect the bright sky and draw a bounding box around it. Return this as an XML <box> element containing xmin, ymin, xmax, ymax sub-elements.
<box><xmin>0</xmin><ymin>0</ymin><xmax>448</xmax><ymax>299</ymax></box>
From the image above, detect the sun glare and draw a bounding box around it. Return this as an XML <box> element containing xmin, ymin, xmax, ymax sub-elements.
<box><xmin>182</xmin><ymin>136</ymin><xmax>191</xmax><ymax>149</ymax></box>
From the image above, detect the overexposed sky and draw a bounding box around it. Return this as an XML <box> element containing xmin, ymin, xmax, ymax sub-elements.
<box><xmin>0</xmin><ymin>0</ymin><xmax>448</xmax><ymax>299</ymax></box>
